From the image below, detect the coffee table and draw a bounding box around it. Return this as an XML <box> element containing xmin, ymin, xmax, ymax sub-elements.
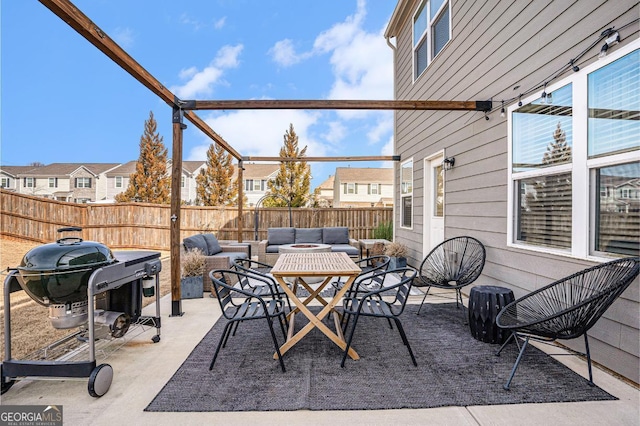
<box><xmin>270</xmin><ymin>252</ymin><xmax>361</xmax><ymax>360</ymax></box>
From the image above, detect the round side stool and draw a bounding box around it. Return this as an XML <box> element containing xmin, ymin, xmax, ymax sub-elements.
<box><xmin>468</xmin><ymin>285</ymin><xmax>515</xmax><ymax>344</ymax></box>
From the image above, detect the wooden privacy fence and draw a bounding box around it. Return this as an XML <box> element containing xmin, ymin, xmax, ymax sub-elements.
<box><xmin>0</xmin><ymin>190</ymin><xmax>393</xmax><ymax>250</ymax></box>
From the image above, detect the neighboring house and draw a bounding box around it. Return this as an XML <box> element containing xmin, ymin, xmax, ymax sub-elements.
<box><xmin>0</xmin><ymin>166</ymin><xmax>37</xmax><ymax>192</ymax></box>
<box><xmin>316</xmin><ymin>174</ymin><xmax>335</xmax><ymax>207</ymax></box>
<box><xmin>104</xmin><ymin>161</ymin><xmax>136</xmax><ymax>202</ymax></box>
<box><xmin>385</xmin><ymin>0</ymin><xmax>639</xmax><ymax>382</ymax></box>
<box><xmin>181</xmin><ymin>160</ymin><xmax>206</xmax><ymax>204</ymax></box>
<box><xmin>15</xmin><ymin>163</ymin><xmax>119</xmax><ymax>203</ymax></box>
<box><xmin>239</xmin><ymin>163</ymin><xmax>280</xmax><ymax>207</ymax></box>
<box><xmin>333</xmin><ymin>167</ymin><xmax>394</xmax><ymax>207</ymax></box>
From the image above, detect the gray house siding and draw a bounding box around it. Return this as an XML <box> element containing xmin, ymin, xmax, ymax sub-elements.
<box><xmin>389</xmin><ymin>0</ymin><xmax>639</xmax><ymax>382</ymax></box>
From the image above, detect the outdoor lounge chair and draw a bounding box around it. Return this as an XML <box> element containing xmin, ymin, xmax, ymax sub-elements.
<box><xmin>495</xmin><ymin>257</ymin><xmax>640</xmax><ymax>390</ymax></box>
<box><xmin>209</xmin><ymin>269</ymin><xmax>288</xmax><ymax>373</ymax></box>
<box><xmin>340</xmin><ymin>267</ymin><xmax>418</xmax><ymax>368</ymax></box>
<box><xmin>414</xmin><ymin>236</ymin><xmax>486</xmax><ymax>315</ymax></box>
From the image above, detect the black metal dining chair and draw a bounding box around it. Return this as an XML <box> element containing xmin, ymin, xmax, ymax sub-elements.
<box><xmin>496</xmin><ymin>257</ymin><xmax>640</xmax><ymax>390</ymax></box>
<box><xmin>340</xmin><ymin>267</ymin><xmax>418</xmax><ymax>368</ymax></box>
<box><xmin>209</xmin><ymin>269</ymin><xmax>288</xmax><ymax>373</ymax></box>
<box><xmin>414</xmin><ymin>236</ymin><xmax>486</xmax><ymax>315</ymax></box>
<box><xmin>331</xmin><ymin>255</ymin><xmax>390</xmax><ymax>296</ymax></box>
<box><xmin>232</xmin><ymin>258</ymin><xmax>292</xmax><ymax>311</ymax></box>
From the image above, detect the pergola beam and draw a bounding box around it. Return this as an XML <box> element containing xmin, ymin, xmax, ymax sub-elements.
<box><xmin>243</xmin><ymin>156</ymin><xmax>401</xmax><ymax>162</ymax></box>
<box><xmin>184</xmin><ymin>99</ymin><xmax>492</xmax><ymax>111</ymax></box>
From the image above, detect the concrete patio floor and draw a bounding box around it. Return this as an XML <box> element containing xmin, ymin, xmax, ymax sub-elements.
<box><xmin>1</xmin><ymin>292</ymin><xmax>638</xmax><ymax>426</ymax></box>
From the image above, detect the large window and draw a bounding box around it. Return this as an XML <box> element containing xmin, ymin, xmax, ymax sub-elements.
<box><xmin>401</xmin><ymin>160</ymin><xmax>413</xmax><ymax>228</ymax></box>
<box><xmin>115</xmin><ymin>176</ymin><xmax>123</xmax><ymax>188</ymax></box>
<box><xmin>75</xmin><ymin>177</ymin><xmax>91</xmax><ymax>188</ymax></box>
<box><xmin>24</xmin><ymin>177</ymin><xmax>35</xmax><ymax>188</ymax></box>
<box><xmin>413</xmin><ymin>0</ymin><xmax>450</xmax><ymax>79</ymax></box>
<box><xmin>1</xmin><ymin>177</ymin><xmax>10</xmax><ymax>188</ymax></box>
<box><xmin>48</xmin><ymin>178</ymin><xmax>58</xmax><ymax>188</ymax></box>
<box><xmin>509</xmin><ymin>43</ymin><xmax>639</xmax><ymax>259</ymax></box>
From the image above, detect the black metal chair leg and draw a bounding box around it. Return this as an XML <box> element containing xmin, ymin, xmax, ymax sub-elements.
<box><xmin>495</xmin><ymin>332</ymin><xmax>516</xmax><ymax>356</ymax></box>
<box><xmin>266</xmin><ymin>317</ymin><xmax>286</xmax><ymax>373</ymax></box>
<box><xmin>416</xmin><ymin>287</ymin><xmax>431</xmax><ymax>315</ymax></box>
<box><xmin>584</xmin><ymin>334</ymin><xmax>594</xmax><ymax>386</ymax></box>
<box><xmin>394</xmin><ymin>318</ymin><xmax>417</xmax><ymax>366</ymax></box>
<box><xmin>210</xmin><ymin>322</ymin><xmax>233</xmax><ymax>370</ymax></box>
<box><xmin>341</xmin><ymin>313</ymin><xmax>361</xmax><ymax>368</ymax></box>
<box><xmin>504</xmin><ymin>336</ymin><xmax>530</xmax><ymax>390</ymax></box>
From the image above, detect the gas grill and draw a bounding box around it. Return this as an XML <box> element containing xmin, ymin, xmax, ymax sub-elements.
<box><xmin>2</xmin><ymin>233</ymin><xmax>162</xmax><ymax>398</ymax></box>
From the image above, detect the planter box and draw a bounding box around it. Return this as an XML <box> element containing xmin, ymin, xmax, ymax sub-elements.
<box><xmin>388</xmin><ymin>257</ymin><xmax>407</xmax><ymax>270</ymax></box>
<box><xmin>181</xmin><ymin>276</ymin><xmax>203</xmax><ymax>299</ymax></box>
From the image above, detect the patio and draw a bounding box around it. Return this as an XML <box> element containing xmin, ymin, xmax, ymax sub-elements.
<box><xmin>2</xmin><ymin>288</ymin><xmax>638</xmax><ymax>425</ymax></box>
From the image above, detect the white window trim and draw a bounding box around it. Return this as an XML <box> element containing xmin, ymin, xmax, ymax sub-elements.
<box><xmin>507</xmin><ymin>40</ymin><xmax>640</xmax><ymax>262</ymax></box>
<box><xmin>400</xmin><ymin>158</ymin><xmax>414</xmax><ymax>230</ymax></box>
<box><xmin>412</xmin><ymin>0</ymin><xmax>452</xmax><ymax>82</ymax></box>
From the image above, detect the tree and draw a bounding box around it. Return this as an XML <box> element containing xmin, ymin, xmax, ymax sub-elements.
<box><xmin>264</xmin><ymin>124</ymin><xmax>311</xmax><ymax>207</ymax></box>
<box><xmin>195</xmin><ymin>143</ymin><xmax>239</xmax><ymax>206</ymax></box>
<box><xmin>115</xmin><ymin>111</ymin><xmax>171</xmax><ymax>204</ymax></box>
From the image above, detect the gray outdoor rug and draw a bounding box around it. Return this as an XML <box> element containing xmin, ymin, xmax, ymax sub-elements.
<box><xmin>145</xmin><ymin>303</ymin><xmax>615</xmax><ymax>412</ymax></box>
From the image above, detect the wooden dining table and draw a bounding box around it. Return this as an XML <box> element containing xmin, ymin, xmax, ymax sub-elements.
<box><xmin>270</xmin><ymin>252</ymin><xmax>362</xmax><ymax>360</ymax></box>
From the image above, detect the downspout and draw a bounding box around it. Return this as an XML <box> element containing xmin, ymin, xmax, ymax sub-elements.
<box><xmin>386</xmin><ymin>35</ymin><xmax>397</xmax><ymax>241</ymax></box>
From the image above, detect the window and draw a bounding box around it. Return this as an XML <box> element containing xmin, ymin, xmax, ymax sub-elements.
<box><xmin>369</xmin><ymin>184</ymin><xmax>379</xmax><ymax>195</ymax></box>
<box><xmin>48</xmin><ymin>178</ymin><xmax>58</xmax><ymax>188</ymax></box>
<box><xmin>181</xmin><ymin>175</ymin><xmax>185</xmax><ymax>188</ymax></box>
<box><xmin>115</xmin><ymin>176</ymin><xmax>123</xmax><ymax>188</ymax></box>
<box><xmin>509</xmin><ymin>44</ymin><xmax>639</xmax><ymax>259</ymax></box>
<box><xmin>1</xmin><ymin>177</ymin><xmax>10</xmax><ymax>188</ymax></box>
<box><xmin>401</xmin><ymin>160</ymin><xmax>413</xmax><ymax>228</ymax></box>
<box><xmin>413</xmin><ymin>0</ymin><xmax>450</xmax><ymax>79</ymax></box>
<box><xmin>75</xmin><ymin>177</ymin><xmax>91</xmax><ymax>188</ymax></box>
<box><xmin>24</xmin><ymin>177</ymin><xmax>35</xmax><ymax>188</ymax></box>
<box><xmin>434</xmin><ymin>165</ymin><xmax>444</xmax><ymax>217</ymax></box>
<box><xmin>344</xmin><ymin>183</ymin><xmax>356</xmax><ymax>194</ymax></box>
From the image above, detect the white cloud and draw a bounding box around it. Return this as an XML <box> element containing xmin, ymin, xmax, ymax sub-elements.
<box><xmin>213</xmin><ymin>17</ymin><xmax>226</xmax><ymax>30</ymax></box>
<box><xmin>324</xmin><ymin>121</ymin><xmax>347</xmax><ymax>144</ymax></box>
<box><xmin>269</xmin><ymin>39</ymin><xmax>302</xmax><ymax>67</ymax></box>
<box><xmin>171</xmin><ymin>44</ymin><xmax>243</xmax><ymax>99</ymax></box>
<box><xmin>187</xmin><ymin>109</ymin><xmax>325</xmax><ymax>160</ymax></box>
<box><xmin>180</xmin><ymin>13</ymin><xmax>204</xmax><ymax>31</ymax></box>
<box><xmin>366</xmin><ymin>114</ymin><xmax>393</xmax><ymax>144</ymax></box>
<box><xmin>112</xmin><ymin>27</ymin><xmax>134</xmax><ymax>49</ymax></box>
<box><xmin>381</xmin><ymin>135</ymin><xmax>394</xmax><ymax>156</ymax></box>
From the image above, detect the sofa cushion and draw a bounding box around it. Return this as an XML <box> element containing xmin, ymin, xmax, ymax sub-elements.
<box><xmin>183</xmin><ymin>234</ymin><xmax>208</xmax><ymax>254</ymax></box>
<box><xmin>265</xmin><ymin>245</ymin><xmax>280</xmax><ymax>253</ymax></box>
<box><xmin>331</xmin><ymin>244</ymin><xmax>359</xmax><ymax>257</ymax></box>
<box><xmin>212</xmin><ymin>251</ymin><xmax>248</xmax><ymax>266</ymax></box>
<box><xmin>295</xmin><ymin>228</ymin><xmax>323</xmax><ymax>244</ymax></box>
<box><xmin>268</xmin><ymin>227</ymin><xmax>295</xmax><ymax>245</ymax></box>
<box><xmin>202</xmin><ymin>233</ymin><xmax>222</xmax><ymax>255</ymax></box>
<box><xmin>323</xmin><ymin>227</ymin><xmax>349</xmax><ymax>245</ymax></box>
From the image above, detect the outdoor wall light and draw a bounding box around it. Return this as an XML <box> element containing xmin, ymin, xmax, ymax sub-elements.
<box><xmin>599</xmin><ymin>31</ymin><xmax>620</xmax><ymax>58</ymax></box>
<box><xmin>443</xmin><ymin>157</ymin><xmax>455</xmax><ymax>171</ymax></box>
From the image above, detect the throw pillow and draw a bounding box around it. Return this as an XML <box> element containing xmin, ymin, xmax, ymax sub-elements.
<box><xmin>268</xmin><ymin>227</ymin><xmax>295</xmax><ymax>245</ymax></box>
<box><xmin>322</xmin><ymin>227</ymin><xmax>349</xmax><ymax>245</ymax></box>
<box><xmin>183</xmin><ymin>234</ymin><xmax>208</xmax><ymax>254</ymax></box>
<box><xmin>202</xmin><ymin>233</ymin><xmax>222</xmax><ymax>255</ymax></box>
<box><xmin>295</xmin><ymin>228</ymin><xmax>323</xmax><ymax>244</ymax></box>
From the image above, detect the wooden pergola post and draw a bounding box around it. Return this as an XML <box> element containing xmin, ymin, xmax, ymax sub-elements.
<box><xmin>170</xmin><ymin>106</ymin><xmax>186</xmax><ymax>317</ymax></box>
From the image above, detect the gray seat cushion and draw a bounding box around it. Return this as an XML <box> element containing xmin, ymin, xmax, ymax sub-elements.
<box><xmin>202</xmin><ymin>233</ymin><xmax>222</xmax><ymax>255</ymax></box>
<box><xmin>183</xmin><ymin>234</ymin><xmax>208</xmax><ymax>254</ymax></box>
<box><xmin>265</xmin><ymin>245</ymin><xmax>280</xmax><ymax>253</ymax></box>
<box><xmin>330</xmin><ymin>244</ymin><xmax>359</xmax><ymax>256</ymax></box>
<box><xmin>268</xmin><ymin>227</ymin><xmax>295</xmax><ymax>245</ymax></box>
<box><xmin>323</xmin><ymin>227</ymin><xmax>349</xmax><ymax>245</ymax></box>
<box><xmin>295</xmin><ymin>228</ymin><xmax>323</xmax><ymax>244</ymax></box>
<box><xmin>212</xmin><ymin>251</ymin><xmax>248</xmax><ymax>266</ymax></box>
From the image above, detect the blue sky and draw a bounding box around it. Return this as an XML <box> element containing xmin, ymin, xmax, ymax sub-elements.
<box><xmin>1</xmin><ymin>0</ymin><xmax>397</xmax><ymax>189</ymax></box>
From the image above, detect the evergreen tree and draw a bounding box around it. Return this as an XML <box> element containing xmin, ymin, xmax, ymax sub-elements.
<box><xmin>196</xmin><ymin>143</ymin><xmax>239</xmax><ymax>206</ymax></box>
<box><xmin>264</xmin><ymin>124</ymin><xmax>311</xmax><ymax>207</ymax></box>
<box><xmin>116</xmin><ymin>111</ymin><xmax>170</xmax><ymax>204</ymax></box>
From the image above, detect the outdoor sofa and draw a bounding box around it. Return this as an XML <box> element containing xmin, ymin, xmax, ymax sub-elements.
<box><xmin>182</xmin><ymin>233</ymin><xmax>249</xmax><ymax>284</ymax></box>
<box><xmin>258</xmin><ymin>227</ymin><xmax>359</xmax><ymax>264</ymax></box>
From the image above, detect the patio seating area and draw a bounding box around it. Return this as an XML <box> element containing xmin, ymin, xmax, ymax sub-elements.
<box><xmin>2</xmin><ymin>287</ymin><xmax>638</xmax><ymax>425</ymax></box>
